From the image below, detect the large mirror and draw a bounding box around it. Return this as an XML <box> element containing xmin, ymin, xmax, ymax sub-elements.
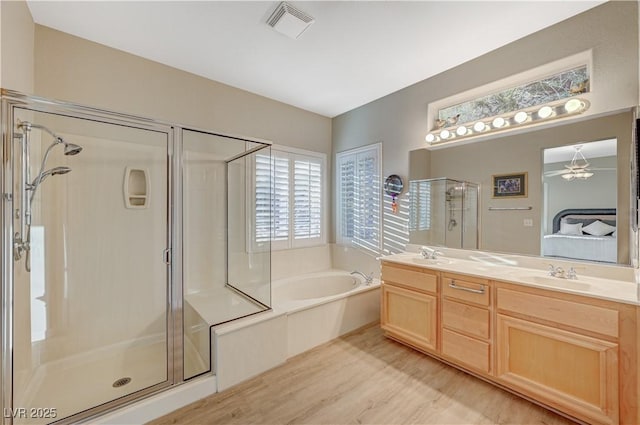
<box><xmin>541</xmin><ymin>138</ymin><xmax>618</xmax><ymax>264</ymax></box>
<box><xmin>409</xmin><ymin>110</ymin><xmax>635</xmax><ymax>266</ymax></box>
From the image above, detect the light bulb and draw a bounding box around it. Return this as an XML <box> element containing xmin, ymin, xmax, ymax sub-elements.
<box><xmin>514</xmin><ymin>111</ymin><xmax>528</xmax><ymax>124</ymax></box>
<box><xmin>456</xmin><ymin>126</ymin><xmax>467</xmax><ymax>136</ymax></box>
<box><xmin>440</xmin><ymin>129</ymin><xmax>451</xmax><ymax>139</ymax></box>
<box><xmin>537</xmin><ymin>106</ymin><xmax>553</xmax><ymax>119</ymax></box>
<box><xmin>473</xmin><ymin>122</ymin><xmax>486</xmax><ymax>132</ymax></box>
<box><xmin>576</xmin><ymin>171</ymin><xmax>593</xmax><ymax>179</ymax></box>
<box><xmin>492</xmin><ymin>117</ymin><xmax>506</xmax><ymax>128</ymax></box>
<box><xmin>564</xmin><ymin>99</ymin><xmax>583</xmax><ymax>113</ymax></box>
<box><xmin>425</xmin><ymin>133</ymin><xmax>436</xmax><ymax>143</ymax></box>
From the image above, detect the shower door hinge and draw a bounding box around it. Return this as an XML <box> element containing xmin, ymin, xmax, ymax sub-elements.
<box><xmin>163</xmin><ymin>248</ymin><xmax>171</xmax><ymax>265</ymax></box>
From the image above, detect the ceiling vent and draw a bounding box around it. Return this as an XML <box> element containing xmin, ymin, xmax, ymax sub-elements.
<box><xmin>267</xmin><ymin>2</ymin><xmax>315</xmax><ymax>40</ymax></box>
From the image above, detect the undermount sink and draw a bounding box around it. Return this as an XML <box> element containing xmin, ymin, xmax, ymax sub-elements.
<box><xmin>411</xmin><ymin>257</ymin><xmax>452</xmax><ymax>266</ymax></box>
<box><xmin>515</xmin><ymin>274</ymin><xmax>591</xmax><ymax>290</ymax></box>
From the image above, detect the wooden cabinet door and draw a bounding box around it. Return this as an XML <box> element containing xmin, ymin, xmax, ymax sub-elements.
<box><xmin>381</xmin><ymin>284</ymin><xmax>437</xmax><ymax>352</ymax></box>
<box><xmin>497</xmin><ymin>314</ymin><xmax>619</xmax><ymax>425</ymax></box>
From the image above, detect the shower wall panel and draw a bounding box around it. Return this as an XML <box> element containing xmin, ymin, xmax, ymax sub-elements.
<box><xmin>35</xmin><ymin>134</ymin><xmax>167</xmax><ymax>363</ymax></box>
<box><xmin>183</xmin><ymin>149</ymin><xmax>227</xmax><ymax>293</ymax></box>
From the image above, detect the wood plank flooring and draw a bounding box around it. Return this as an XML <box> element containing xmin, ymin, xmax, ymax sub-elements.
<box><xmin>150</xmin><ymin>324</ymin><xmax>576</xmax><ymax>425</ymax></box>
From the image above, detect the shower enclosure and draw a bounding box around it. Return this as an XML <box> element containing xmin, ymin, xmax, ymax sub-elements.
<box><xmin>1</xmin><ymin>90</ymin><xmax>272</xmax><ymax>424</ymax></box>
<box><xmin>409</xmin><ymin>177</ymin><xmax>479</xmax><ymax>249</ymax></box>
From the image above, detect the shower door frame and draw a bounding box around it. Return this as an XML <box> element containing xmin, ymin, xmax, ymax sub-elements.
<box><xmin>0</xmin><ymin>90</ymin><xmax>180</xmax><ymax>424</ymax></box>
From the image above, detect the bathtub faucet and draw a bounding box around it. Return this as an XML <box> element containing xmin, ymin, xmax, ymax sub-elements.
<box><xmin>351</xmin><ymin>271</ymin><xmax>373</xmax><ymax>285</ymax></box>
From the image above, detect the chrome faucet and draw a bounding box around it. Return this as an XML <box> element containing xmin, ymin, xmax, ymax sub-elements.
<box><xmin>548</xmin><ymin>264</ymin><xmax>565</xmax><ymax>278</ymax></box>
<box><xmin>420</xmin><ymin>246</ymin><xmax>442</xmax><ymax>259</ymax></box>
<box><xmin>548</xmin><ymin>264</ymin><xmax>578</xmax><ymax>280</ymax></box>
<box><xmin>350</xmin><ymin>271</ymin><xmax>373</xmax><ymax>285</ymax></box>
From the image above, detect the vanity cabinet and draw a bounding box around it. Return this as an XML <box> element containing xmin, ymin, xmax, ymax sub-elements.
<box><xmin>380</xmin><ymin>263</ymin><xmax>438</xmax><ymax>352</ymax></box>
<box><xmin>496</xmin><ymin>284</ymin><xmax>621</xmax><ymax>425</ymax></box>
<box><xmin>380</xmin><ymin>260</ymin><xmax>640</xmax><ymax>425</ymax></box>
<box><xmin>441</xmin><ymin>273</ymin><xmax>492</xmax><ymax>374</ymax></box>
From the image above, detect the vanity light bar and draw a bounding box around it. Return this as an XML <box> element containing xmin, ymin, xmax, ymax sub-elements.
<box><xmin>425</xmin><ymin>98</ymin><xmax>590</xmax><ymax>145</ymax></box>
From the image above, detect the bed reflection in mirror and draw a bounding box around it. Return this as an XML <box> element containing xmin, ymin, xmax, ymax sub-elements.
<box><xmin>542</xmin><ymin>139</ymin><xmax>618</xmax><ymax>263</ymax></box>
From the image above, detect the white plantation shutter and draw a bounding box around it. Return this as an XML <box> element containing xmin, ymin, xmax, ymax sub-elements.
<box><xmin>339</xmin><ymin>156</ymin><xmax>356</xmax><ymax>240</ymax></box>
<box><xmin>253</xmin><ymin>148</ymin><xmax>325</xmax><ymax>250</ymax></box>
<box><xmin>337</xmin><ymin>143</ymin><xmax>382</xmax><ymax>253</ymax></box>
<box><xmin>409</xmin><ymin>180</ymin><xmax>432</xmax><ymax>231</ymax></box>
<box><xmin>293</xmin><ymin>155</ymin><xmax>323</xmax><ymax>244</ymax></box>
<box><xmin>254</xmin><ymin>153</ymin><xmax>273</xmax><ymax>243</ymax></box>
<box><xmin>272</xmin><ymin>154</ymin><xmax>291</xmax><ymax>242</ymax></box>
<box><xmin>255</xmin><ymin>153</ymin><xmax>289</xmax><ymax>247</ymax></box>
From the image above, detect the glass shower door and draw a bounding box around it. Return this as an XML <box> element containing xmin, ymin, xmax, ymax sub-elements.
<box><xmin>181</xmin><ymin>129</ymin><xmax>271</xmax><ymax>380</ymax></box>
<box><xmin>7</xmin><ymin>107</ymin><xmax>172</xmax><ymax>424</ymax></box>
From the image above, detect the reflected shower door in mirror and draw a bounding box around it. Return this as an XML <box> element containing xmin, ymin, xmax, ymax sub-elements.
<box><xmin>409</xmin><ymin>178</ymin><xmax>479</xmax><ymax>249</ymax></box>
<box><xmin>542</xmin><ymin>139</ymin><xmax>618</xmax><ymax>263</ymax></box>
<box><xmin>10</xmin><ymin>107</ymin><xmax>171</xmax><ymax>423</ymax></box>
<box><xmin>409</xmin><ymin>110</ymin><xmax>634</xmax><ymax>266</ymax></box>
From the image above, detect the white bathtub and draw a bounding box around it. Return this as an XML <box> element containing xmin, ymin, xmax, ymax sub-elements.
<box><xmin>214</xmin><ymin>269</ymin><xmax>380</xmax><ymax>391</ymax></box>
<box><xmin>272</xmin><ymin>270</ymin><xmax>364</xmax><ymax>302</ymax></box>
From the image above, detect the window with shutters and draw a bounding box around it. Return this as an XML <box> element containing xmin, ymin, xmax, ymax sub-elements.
<box><xmin>336</xmin><ymin>143</ymin><xmax>382</xmax><ymax>253</ymax></box>
<box><xmin>253</xmin><ymin>147</ymin><xmax>326</xmax><ymax>251</ymax></box>
<box><xmin>409</xmin><ymin>179</ymin><xmax>432</xmax><ymax>231</ymax></box>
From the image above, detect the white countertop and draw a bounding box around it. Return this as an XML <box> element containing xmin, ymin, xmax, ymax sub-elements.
<box><xmin>381</xmin><ymin>251</ymin><xmax>640</xmax><ymax>306</ymax></box>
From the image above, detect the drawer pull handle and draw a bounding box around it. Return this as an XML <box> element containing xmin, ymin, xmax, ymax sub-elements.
<box><xmin>449</xmin><ymin>281</ymin><xmax>485</xmax><ymax>294</ymax></box>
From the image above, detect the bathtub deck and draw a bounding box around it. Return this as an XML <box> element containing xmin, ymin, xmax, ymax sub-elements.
<box><xmin>149</xmin><ymin>324</ymin><xmax>574</xmax><ymax>425</ymax></box>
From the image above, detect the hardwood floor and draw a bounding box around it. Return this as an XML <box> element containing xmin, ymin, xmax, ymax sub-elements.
<box><xmin>150</xmin><ymin>324</ymin><xmax>576</xmax><ymax>425</ymax></box>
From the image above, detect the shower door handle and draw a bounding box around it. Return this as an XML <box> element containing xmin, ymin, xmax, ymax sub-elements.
<box><xmin>163</xmin><ymin>248</ymin><xmax>171</xmax><ymax>265</ymax></box>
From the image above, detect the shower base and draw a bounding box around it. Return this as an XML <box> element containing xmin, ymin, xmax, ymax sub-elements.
<box><xmin>12</xmin><ymin>336</ymin><xmax>204</xmax><ymax>424</ymax></box>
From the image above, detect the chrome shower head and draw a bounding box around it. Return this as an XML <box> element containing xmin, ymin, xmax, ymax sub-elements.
<box><xmin>33</xmin><ymin>166</ymin><xmax>71</xmax><ymax>184</ymax></box>
<box><xmin>47</xmin><ymin>166</ymin><xmax>72</xmax><ymax>176</ymax></box>
<box><xmin>29</xmin><ymin>167</ymin><xmax>71</xmax><ymax>201</ymax></box>
<box><xmin>64</xmin><ymin>143</ymin><xmax>83</xmax><ymax>156</ymax></box>
<box><xmin>19</xmin><ymin>121</ymin><xmax>83</xmax><ymax>156</ymax></box>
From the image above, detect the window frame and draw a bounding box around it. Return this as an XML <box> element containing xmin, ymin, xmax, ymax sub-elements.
<box><xmin>336</xmin><ymin>142</ymin><xmax>383</xmax><ymax>252</ymax></box>
<box><xmin>427</xmin><ymin>50</ymin><xmax>593</xmax><ymax>133</ymax></box>
<box><xmin>250</xmin><ymin>144</ymin><xmax>327</xmax><ymax>252</ymax></box>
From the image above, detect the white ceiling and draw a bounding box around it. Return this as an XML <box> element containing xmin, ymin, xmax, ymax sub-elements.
<box><xmin>27</xmin><ymin>1</ymin><xmax>605</xmax><ymax>118</ymax></box>
<box><xmin>544</xmin><ymin>138</ymin><xmax>617</xmax><ymax>164</ymax></box>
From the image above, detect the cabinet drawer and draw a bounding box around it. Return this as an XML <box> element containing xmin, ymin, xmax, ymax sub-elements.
<box><xmin>382</xmin><ymin>263</ymin><xmax>437</xmax><ymax>294</ymax></box>
<box><xmin>442</xmin><ymin>329</ymin><xmax>490</xmax><ymax>374</ymax></box>
<box><xmin>497</xmin><ymin>288</ymin><xmax>618</xmax><ymax>338</ymax></box>
<box><xmin>442</xmin><ymin>275</ymin><xmax>490</xmax><ymax>306</ymax></box>
<box><xmin>442</xmin><ymin>299</ymin><xmax>490</xmax><ymax>339</ymax></box>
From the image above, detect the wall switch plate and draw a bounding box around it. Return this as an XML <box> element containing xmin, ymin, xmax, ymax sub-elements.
<box><xmin>523</xmin><ymin>218</ymin><xmax>533</xmax><ymax>227</ymax></box>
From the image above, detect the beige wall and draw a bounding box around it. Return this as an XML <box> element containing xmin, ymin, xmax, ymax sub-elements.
<box><xmin>332</xmin><ymin>2</ymin><xmax>639</xmax><ymax>258</ymax></box>
<box><xmin>33</xmin><ymin>25</ymin><xmax>331</xmax><ymax>155</ymax></box>
<box><xmin>0</xmin><ymin>0</ymin><xmax>34</xmax><ymax>93</ymax></box>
